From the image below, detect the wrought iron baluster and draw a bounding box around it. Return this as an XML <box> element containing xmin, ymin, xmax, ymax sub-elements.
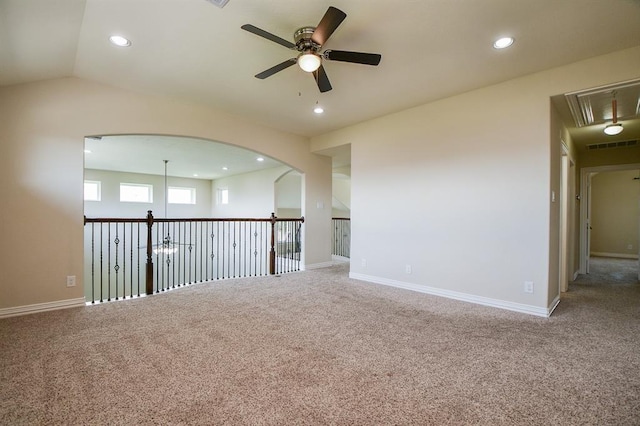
<box><xmin>114</xmin><ymin>224</ymin><xmax>120</xmax><ymax>300</ymax></box>
<box><xmin>91</xmin><ymin>223</ymin><xmax>95</xmax><ymax>304</ymax></box>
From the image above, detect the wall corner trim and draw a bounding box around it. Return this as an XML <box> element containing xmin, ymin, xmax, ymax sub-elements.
<box><xmin>349</xmin><ymin>273</ymin><xmax>551</xmax><ymax>318</ymax></box>
<box><xmin>547</xmin><ymin>296</ymin><xmax>561</xmax><ymax>317</ymax></box>
<box><xmin>0</xmin><ymin>298</ymin><xmax>86</xmax><ymax>319</ymax></box>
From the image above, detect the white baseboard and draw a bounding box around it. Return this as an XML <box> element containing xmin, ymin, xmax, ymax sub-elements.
<box><xmin>591</xmin><ymin>252</ymin><xmax>639</xmax><ymax>260</ymax></box>
<box><xmin>0</xmin><ymin>297</ymin><xmax>86</xmax><ymax>319</ymax></box>
<box><xmin>349</xmin><ymin>273</ymin><xmax>552</xmax><ymax>318</ymax></box>
<box><xmin>302</xmin><ymin>261</ymin><xmax>335</xmax><ymax>271</ymax></box>
<box><xmin>331</xmin><ymin>255</ymin><xmax>350</xmax><ymax>264</ymax></box>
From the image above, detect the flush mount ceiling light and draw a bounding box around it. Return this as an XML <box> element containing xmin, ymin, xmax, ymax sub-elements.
<box><xmin>604</xmin><ymin>92</ymin><xmax>623</xmax><ymax>136</ymax></box>
<box><xmin>604</xmin><ymin>123</ymin><xmax>623</xmax><ymax>135</ymax></box>
<box><xmin>493</xmin><ymin>36</ymin><xmax>514</xmax><ymax>49</ymax></box>
<box><xmin>109</xmin><ymin>35</ymin><xmax>131</xmax><ymax>47</ymax></box>
<box><xmin>298</xmin><ymin>52</ymin><xmax>321</xmax><ymax>72</ymax></box>
<box><xmin>313</xmin><ymin>102</ymin><xmax>324</xmax><ymax>114</ymax></box>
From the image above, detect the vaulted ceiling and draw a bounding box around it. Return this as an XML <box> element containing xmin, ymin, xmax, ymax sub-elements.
<box><xmin>2</xmin><ymin>0</ymin><xmax>640</xmax><ymax>175</ymax></box>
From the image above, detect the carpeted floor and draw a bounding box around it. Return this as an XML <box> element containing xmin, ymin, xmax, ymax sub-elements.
<box><xmin>1</xmin><ymin>257</ymin><xmax>639</xmax><ymax>425</ymax></box>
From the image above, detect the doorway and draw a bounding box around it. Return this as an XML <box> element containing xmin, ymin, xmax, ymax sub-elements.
<box><xmin>579</xmin><ymin>163</ymin><xmax>640</xmax><ymax>280</ymax></box>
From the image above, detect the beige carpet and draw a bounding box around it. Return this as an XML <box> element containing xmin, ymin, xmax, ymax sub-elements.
<box><xmin>1</xmin><ymin>258</ymin><xmax>639</xmax><ymax>425</ymax></box>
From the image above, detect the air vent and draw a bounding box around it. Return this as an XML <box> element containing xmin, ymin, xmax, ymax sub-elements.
<box><xmin>587</xmin><ymin>139</ymin><xmax>638</xmax><ymax>150</ymax></box>
<box><xmin>205</xmin><ymin>0</ymin><xmax>229</xmax><ymax>8</ymax></box>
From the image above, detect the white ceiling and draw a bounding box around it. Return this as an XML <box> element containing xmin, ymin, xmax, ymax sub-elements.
<box><xmin>2</xmin><ymin>0</ymin><xmax>640</xmax><ymax>175</ymax></box>
<box><xmin>84</xmin><ymin>135</ymin><xmax>284</xmax><ymax>179</ymax></box>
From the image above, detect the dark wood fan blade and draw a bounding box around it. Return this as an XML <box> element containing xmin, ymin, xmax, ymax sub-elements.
<box><xmin>313</xmin><ymin>65</ymin><xmax>332</xmax><ymax>93</ymax></box>
<box><xmin>255</xmin><ymin>59</ymin><xmax>297</xmax><ymax>79</ymax></box>
<box><xmin>311</xmin><ymin>7</ymin><xmax>347</xmax><ymax>46</ymax></box>
<box><xmin>325</xmin><ymin>50</ymin><xmax>381</xmax><ymax>66</ymax></box>
<box><xmin>241</xmin><ymin>24</ymin><xmax>295</xmax><ymax>49</ymax></box>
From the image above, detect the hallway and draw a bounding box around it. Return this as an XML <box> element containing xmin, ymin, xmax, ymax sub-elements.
<box><xmin>573</xmin><ymin>256</ymin><xmax>639</xmax><ymax>287</ymax></box>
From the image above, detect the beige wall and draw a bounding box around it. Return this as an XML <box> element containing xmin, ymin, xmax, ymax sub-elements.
<box><xmin>212</xmin><ymin>166</ymin><xmax>292</xmax><ymax>218</ymax></box>
<box><xmin>0</xmin><ymin>78</ymin><xmax>332</xmax><ymax>310</ymax></box>
<box><xmin>275</xmin><ymin>170</ymin><xmax>302</xmax><ymax>217</ymax></box>
<box><xmin>311</xmin><ymin>46</ymin><xmax>640</xmax><ymax>316</ymax></box>
<box><xmin>580</xmin><ymin>146</ymin><xmax>640</xmax><ymax>169</ymax></box>
<box><xmin>590</xmin><ymin>170</ymin><xmax>640</xmax><ymax>258</ymax></box>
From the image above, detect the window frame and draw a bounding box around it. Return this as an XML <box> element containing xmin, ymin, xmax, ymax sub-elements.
<box><xmin>84</xmin><ymin>180</ymin><xmax>102</xmax><ymax>202</ymax></box>
<box><xmin>119</xmin><ymin>182</ymin><xmax>153</xmax><ymax>203</ymax></box>
<box><xmin>168</xmin><ymin>186</ymin><xmax>197</xmax><ymax>205</ymax></box>
<box><xmin>217</xmin><ymin>188</ymin><xmax>229</xmax><ymax>205</ymax></box>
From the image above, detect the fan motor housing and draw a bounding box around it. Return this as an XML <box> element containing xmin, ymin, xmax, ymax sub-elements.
<box><xmin>294</xmin><ymin>27</ymin><xmax>320</xmax><ymax>52</ymax></box>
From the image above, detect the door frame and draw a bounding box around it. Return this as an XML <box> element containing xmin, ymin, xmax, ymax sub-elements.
<box><xmin>579</xmin><ymin>162</ymin><xmax>640</xmax><ymax>274</ymax></box>
<box><xmin>559</xmin><ymin>143</ymin><xmax>574</xmax><ymax>292</ymax></box>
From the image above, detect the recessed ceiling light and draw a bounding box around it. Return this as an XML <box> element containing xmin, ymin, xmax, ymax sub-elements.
<box><xmin>493</xmin><ymin>37</ymin><xmax>514</xmax><ymax>49</ymax></box>
<box><xmin>222</xmin><ymin>166</ymin><xmax>228</xmax><ymax>171</ymax></box>
<box><xmin>109</xmin><ymin>35</ymin><xmax>131</xmax><ymax>47</ymax></box>
<box><xmin>84</xmin><ymin>149</ymin><xmax>92</xmax><ymax>154</ymax></box>
<box><xmin>314</xmin><ymin>102</ymin><xmax>324</xmax><ymax>114</ymax></box>
<box><xmin>193</xmin><ymin>173</ymin><xmax>199</xmax><ymax>177</ymax></box>
<box><xmin>256</xmin><ymin>157</ymin><xmax>264</xmax><ymax>162</ymax></box>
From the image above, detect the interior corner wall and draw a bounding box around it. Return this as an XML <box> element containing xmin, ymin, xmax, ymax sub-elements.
<box><xmin>211</xmin><ymin>166</ymin><xmax>291</xmax><ymax>218</ymax></box>
<box><xmin>300</xmin><ymin>155</ymin><xmax>333</xmax><ymax>269</ymax></box>
<box><xmin>0</xmin><ymin>77</ymin><xmax>332</xmax><ymax>310</ymax></box>
<box><xmin>311</xmin><ymin>45</ymin><xmax>640</xmax><ymax>316</ymax></box>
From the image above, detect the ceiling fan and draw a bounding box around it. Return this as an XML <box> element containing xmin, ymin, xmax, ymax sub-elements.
<box><xmin>241</xmin><ymin>6</ymin><xmax>381</xmax><ymax>93</ymax></box>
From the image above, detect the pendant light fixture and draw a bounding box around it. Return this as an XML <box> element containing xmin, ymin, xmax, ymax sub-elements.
<box><xmin>604</xmin><ymin>91</ymin><xmax>623</xmax><ymax>136</ymax></box>
<box><xmin>154</xmin><ymin>160</ymin><xmax>178</xmax><ymax>254</ymax></box>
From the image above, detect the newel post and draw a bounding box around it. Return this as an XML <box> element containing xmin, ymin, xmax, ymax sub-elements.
<box><xmin>145</xmin><ymin>210</ymin><xmax>154</xmax><ymax>295</ymax></box>
<box><xmin>269</xmin><ymin>212</ymin><xmax>277</xmax><ymax>275</ymax></box>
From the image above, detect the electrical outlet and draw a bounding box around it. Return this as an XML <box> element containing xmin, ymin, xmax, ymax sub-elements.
<box><xmin>361</xmin><ymin>258</ymin><xmax>367</xmax><ymax>267</ymax></box>
<box><xmin>524</xmin><ymin>281</ymin><xmax>534</xmax><ymax>294</ymax></box>
<box><xmin>66</xmin><ymin>275</ymin><xmax>76</xmax><ymax>287</ymax></box>
<box><xmin>405</xmin><ymin>264</ymin><xmax>412</xmax><ymax>274</ymax></box>
<box><xmin>628</xmin><ymin>244</ymin><xmax>633</xmax><ymax>250</ymax></box>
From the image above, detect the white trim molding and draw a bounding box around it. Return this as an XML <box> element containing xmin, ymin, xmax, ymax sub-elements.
<box><xmin>0</xmin><ymin>298</ymin><xmax>86</xmax><ymax>319</ymax></box>
<box><xmin>349</xmin><ymin>273</ymin><xmax>553</xmax><ymax>318</ymax></box>
<box><xmin>591</xmin><ymin>252</ymin><xmax>639</xmax><ymax>260</ymax></box>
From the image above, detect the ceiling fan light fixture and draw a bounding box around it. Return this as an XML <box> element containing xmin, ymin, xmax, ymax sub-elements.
<box><xmin>298</xmin><ymin>52</ymin><xmax>321</xmax><ymax>72</ymax></box>
<box><xmin>604</xmin><ymin>123</ymin><xmax>623</xmax><ymax>136</ymax></box>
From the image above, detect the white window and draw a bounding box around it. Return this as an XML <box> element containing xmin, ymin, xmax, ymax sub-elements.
<box><xmin>168</xmin><ymin>186</ymin><xmax>196</xmax><ymax>204</ymax></box>
<box><xmin>217</xmin><ymin>188</ymin><xmax>229</xmax><ymax>205</ymax></box>
<box><xmin>120</xmin><ymin>183</ymin><xmax>153</xmax><ymax>203</ymax></box>
<box><xmin>84</xmin><ymin>180</ymin><xmax>101</xmax><ymax>201</ymax></box>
